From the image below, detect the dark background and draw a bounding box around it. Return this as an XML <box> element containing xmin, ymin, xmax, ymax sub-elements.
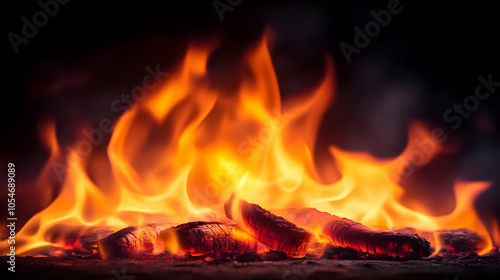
<box><xmin>1</xmin><ymin>1</ymin><xmax>499</xmax><ymax>238</ymax></box>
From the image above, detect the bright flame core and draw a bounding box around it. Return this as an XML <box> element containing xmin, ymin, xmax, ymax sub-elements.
<box><xmin>5</xmin><ymin>33</ymin><xmax>498</xmax><ymax>256</ymax></box>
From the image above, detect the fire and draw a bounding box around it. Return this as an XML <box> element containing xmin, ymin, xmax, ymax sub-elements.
<box><xmin>3</xmin><ymin>32</ymin><xmax>498</xmax><ymax>257</ymax></box>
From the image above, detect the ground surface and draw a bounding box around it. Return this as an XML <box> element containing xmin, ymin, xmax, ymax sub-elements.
<box><xmin>4</xmin><ymin>254</ymin><xmax>500</xmax><ymax>280</ymax></box>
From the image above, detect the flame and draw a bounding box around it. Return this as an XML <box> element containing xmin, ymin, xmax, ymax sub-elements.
<box><xmin>4</xmin><ymin>32</ymin><xmax>498</xmax><ymax>257</ymax></box>
<box><xmin>435</xmin><ymin>181</ymin><xmax>495</xmax><ymax>255</ymax></box>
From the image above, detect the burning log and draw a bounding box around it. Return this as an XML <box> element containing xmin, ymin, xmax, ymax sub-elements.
<box><xmin>281</xmin><ymin>208</ymin><xmax>431</xmax><ymax>259</ymax></box>
<box><xmin>63</xmin><ymin>226</ymin><xmax>116</xmax><ymax>254</ymax></box>
<box><xmin>224</xmin><ymin>195</ymin><xmax>313</xmax><ymax>258</ymax></box>
<box><xmin>97</xmin><ymin>224</ymin><xmax>165</xmax><ymax>258</ymax></box>
<box><xmin>159</xmin><ymin>222</ymin><xmax>269</xmax><ymax>256</ymax></box>
<box><xmin>435</xmin><ymin>229</ymin><xmax>489</xmax><ymax>253</ymax></box>
<box><xmin>394</xmin><ymin>227</ymin><xmax>489</xmax><ymax>254</ymax></box>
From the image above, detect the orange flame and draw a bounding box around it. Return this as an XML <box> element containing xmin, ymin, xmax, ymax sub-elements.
<box><xmin>3</xmin><ymin>32</ymin><xmax>498</xmax><ymax>257</ymax></box>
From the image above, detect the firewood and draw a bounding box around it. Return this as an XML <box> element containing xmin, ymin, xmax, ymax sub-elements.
<box><xmin>63</xmin><ymin>226</ymin><xmax>115</xmax><ymax>253</ymax></box>
<box><xmin>97</xmin><ymin>224</ymin><xmax>165</xmax><ymax>258</ymax></box>
<box><xmin>394</xmin><ymin>227</ymin><xmax>488</xmax><ymax>254</ymax></box>
<box><xmin>224</xmin><ymin>195</ymin><xmax>313</xmax><ymax>258</ymax></box>
<box><xmin>281</xmin><ymin>208</ymin><xmax>431</xmax><ymax>259</ymax></box>
<box><xmin>160</xmin><ymin>222</ymin><xmax>269</xmax><ymax>256</ymax></box>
